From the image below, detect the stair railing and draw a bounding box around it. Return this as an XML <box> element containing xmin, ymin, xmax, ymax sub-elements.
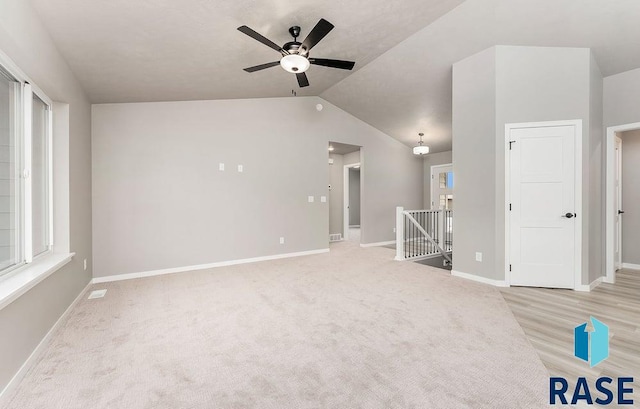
<box><xmin>395</xmin><ymin>206</ymin><xmax>452</xmax><ymax>264</ymax></box>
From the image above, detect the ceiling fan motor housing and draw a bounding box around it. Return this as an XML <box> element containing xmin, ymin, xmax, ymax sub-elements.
<box><xmin>283</xmin><ymin>41</ymin><xmax>307</xmax><ymax>56</ymax></box>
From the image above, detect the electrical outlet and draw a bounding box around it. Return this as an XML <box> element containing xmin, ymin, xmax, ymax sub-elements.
<box><xmin>279</xmin><ymin>237</ymin><xmax>285</xmax><ymax>244</ymax></box>
<box><xmin>393</xmin><ymin>227</ymin><xmax>396</xmax><ymax>233</ymax></box>
<box><xmin>83</xmin><ymin>259</ymin><xmax>87</xmax><ymax>270</ymax></box>
<box><xmin>308</xmin><ymin>196</ymin><xmax>314</xmax><ymax>203</ymax></box>
<box><xmin>237</xmin><ymin>165</ymin><xmax>243</xmax><ymax>172</ymax></box>
<box><xmin>219</xmin><ymin>163</ymin><xmax>225</xmax><ymax>171</ymax></box>
<box><xmin>476</xmin><ymin>252</ymin><xmax>483</xmax><ymax>262</ymax></box>
<box><xmin>320</xmin><ymin>196</ymin><xmax>326</xmax><ymax>203</ymax></box>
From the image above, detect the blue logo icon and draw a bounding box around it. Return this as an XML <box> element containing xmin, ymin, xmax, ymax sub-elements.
<box><xmin>574</xmin><ymin>316</ymin><xmax>609</xmax><ymax>367</ymax></box>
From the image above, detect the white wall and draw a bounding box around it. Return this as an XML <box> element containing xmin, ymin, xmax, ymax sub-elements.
<box><xmin>603</xmin><ymin>69</ymin><xmax>640</xmax><ymax>267</ymax></box>
<box><xmin>348</xmin><ymin>169</ymin><xmax>361</xmax><ymax>226</ymax></box>
<box><xmin>328</xmin><ymin>153</ymin><xmax>344</xmax><ymax>236</ymax></box>
<box><xmin>422</xmin><ymin>151</ymin><xmax>453</xmax><ymax>209</ymax></box>
<box><xmin>604</xmin><ymin>68</ymin><xmax>640</xmax><ymax>128</ymax></box>
<box><xmin>92</xmin><ymin>97</ymin><xmax>422</xmax><ymax>278</ymax></box>
<box><xmin>453</xmin><ymin>46</ymin><xmax>603</xmax><ymax>284</ymax></box>
<box><xmin>0</xmin><ymin>0</ymin><xmax>92</xmax><ymax>393</ymax></box>
<box><xmin>620</xmin><ymin>130</ymin><xmax>640</xmax><ymax>265</ymax></box>
<box><xmin>452</xmin><ymin>46</ymin><xmax>497</xmax><ymax>280</ymax></box>
<box><xmin>343</xmin><ymin>151</ymin><xmax>361</xmax><ymax>227</ymax></box>
<box><xmin>587</xmin><ymin>54</ymin><xmax>604</xmax><ymax>284</ymax></box>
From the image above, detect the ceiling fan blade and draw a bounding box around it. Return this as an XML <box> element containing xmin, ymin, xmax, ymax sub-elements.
<box><xmin>296</xmin><ymin>72</ymin><xmax>310</xmax><ymax>88</ymax></box>
<box><xmin>300</xmin><ymin>19</ymin><xmax>334</xmax><ymax>52</ymax></box>
<box><xmin>237</xmin><ymin>26</ymin><xmax>284</xmax><ymax>53</ymax></box>
<box><xmin>243</xmin><ymin>61</ymin><xmax>280</xmax><ymax>73</ymax></box>
<box><xmin>309</xmin><ymin>58</ymin><xmax>355</xmax><ymax>70</ymax></box>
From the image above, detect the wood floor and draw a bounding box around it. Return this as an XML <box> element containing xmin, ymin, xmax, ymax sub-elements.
<box><xmin>501</xmin><ymin>269</ymin><xmax>640</xmax><ymax>404</ymax></box>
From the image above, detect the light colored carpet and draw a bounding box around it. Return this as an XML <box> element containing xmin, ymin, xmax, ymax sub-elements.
<box><xmin>4</xmin><ymin>241</ymin><xmax>549</xmax><ymax>408</ymax></box>
<box><xmin>348</xmin><ymin>227</ymin><xmax>361</xmax><ymax>243</ymax></box>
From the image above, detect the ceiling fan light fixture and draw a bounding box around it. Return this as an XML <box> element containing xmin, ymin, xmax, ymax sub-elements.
<box><xmin>413</xmin><ymin>132</ymin><xmax>430</xmax><ymax>155</ymax></box>
<box><xmin>280</xmin><ymin>54</ymin><xmax>310</xmax><ymax>73</ymax></box>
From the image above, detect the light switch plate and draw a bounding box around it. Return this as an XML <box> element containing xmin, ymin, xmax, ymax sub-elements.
<box><xmin>308</xmin><ymin>196</ymin><xmax>314</xmax><ymax>203</ymax></box>
<box><xmin>476</xmin><ymin>252</ymin><xmax>483</xmax><ymax>262</ymax></box>
<box><xmin>219</xmin><ymin>163</ymin><xmax>225</xmax><ymax>171</ymax></box>
<box><xmin>279</xmin><ymin>237</ymin><xmax>285</xmax><ymax>244</ymax></box>
<box><xmin>237</xmin><ymin>165</ymin><xmax>243</xmax><ymax>172</ymax></box>
<box><xmin>320</xmin><ymin>196</ymin><xmax>326</xmax><ymax>203</ymax></box>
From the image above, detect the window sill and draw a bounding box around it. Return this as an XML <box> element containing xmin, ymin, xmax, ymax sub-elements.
<box><xmin>0</xmin><ymin>252</ymin><xmax>75</xmax><ymax>311</ymax></box>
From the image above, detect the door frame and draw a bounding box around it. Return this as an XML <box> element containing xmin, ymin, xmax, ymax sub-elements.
<box><xmin>614</xmin><ymin>136</ymin><xmax>622</xmax><ymax>271</ymax></box>
<box><xmin>606</xmin><ymin>122</ymin><xmax>640</xmax><ymax>283</ymax></box>
<box><xmin>504</xmin><ymin>119</ymin><xmax>583</xmax><ymax>289</ymax></box>
<box><xmin>430</xmin><ymin>163</ymin><xmax>453</xmax><ymax>210</ymax></box>
<box><xmin>343</xmin><ymin>162</ymin><xmax>361</xmax><ymax>241</ymax></box>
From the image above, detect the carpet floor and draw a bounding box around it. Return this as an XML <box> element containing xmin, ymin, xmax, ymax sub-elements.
<box><xmin>4</xmin><ymin>241</ymin><xmax>549</xmax><ymax>408</ymax></box>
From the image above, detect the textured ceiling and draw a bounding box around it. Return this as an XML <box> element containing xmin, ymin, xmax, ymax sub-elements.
<box><xmin>320</xmin><ymin>0</ymin><xmax>640</xmax><ymax>152</ymax></box>
<box><xmin>30</xmin><ymin>0</ymin><xmax>464</xmax><ymax>103</ymax></box>
<box><xmin>29</xmin><ymin>0</ymin><xmax>640</xmax><ymax>153</ymax></box>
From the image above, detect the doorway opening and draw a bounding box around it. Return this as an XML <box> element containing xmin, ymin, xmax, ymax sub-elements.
<box><xmin>344</xmin><ymin>162</ymin><xmax>361</xmax><ymax>242</ymax></box>
<box><xmin>431</xmin><ymin>164</ymin><xmax>453</xmax><ymax>210</ymax></box>
<box><xmin>606</xmin><ymin>123</ymin><xmax>640</xmax><ymax>283</ymax></box>
<box><xmin>328</xmin><ymin>142</ymin><xmax>361</xmax><ymax>244</ymax></box>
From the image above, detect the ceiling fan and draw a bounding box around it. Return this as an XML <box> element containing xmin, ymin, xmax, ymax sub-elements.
<box><xmin>237</xmin><ymin>19</ymin><xmax>356</xmax><ymax>88</ymax></box>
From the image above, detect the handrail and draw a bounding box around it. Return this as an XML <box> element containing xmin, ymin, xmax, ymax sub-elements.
<box><xmin>404</xmin><ymin>212</ymin><xmax>452</xmax><ymax>264</ymax></box>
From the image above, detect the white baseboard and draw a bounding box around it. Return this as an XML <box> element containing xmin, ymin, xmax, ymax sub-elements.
<box><xmin>0</xmin><ymin>281</ymin><xmax>91</xmax><ymax>406</ymax></box>
<box><xmin>360</xmin><ymin>240</ymin><xmax>395</xmax><ymax>248</ymax></box>
<box><xmin>92</xmin><ymin>248</ymin><xmax>330</xmax><ymax>284</ymax></box>
<box><xmin>622</xmin><ymin>262</ymin><xmax>640</xmax><ymax>271</ymax></box>
<box><xmin>575</xmin><ymin>276</ymin><xmax>604</xmax><ymax>292</ymax></box>
<box><xmin>451</xmin><ymin>270</ymin><xmax>509</xmax><ymax>287</ymax></box>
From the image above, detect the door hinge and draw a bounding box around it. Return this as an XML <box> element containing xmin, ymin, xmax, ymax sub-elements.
<box><xmin>509</xmin><ymin>140</ymin><xmax>516</xmax><ymax>150</ymax></box>
<box><xmin>509</xmin><ymin>203</ymin><xmax>512</xmax><ymax>211</ymax></box>
<box><xmin>509</xmin><ymin>264</ymin><xmax>512</xmax><ymax>272</ymax></box>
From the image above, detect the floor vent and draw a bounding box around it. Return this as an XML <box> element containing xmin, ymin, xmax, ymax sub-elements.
<box><xmin>88</xmin><ymin>289</ymin><xmax>107</xmax><ymax>299</ymax></box>
<box><xmin>329</xmin><ymin>234</ymin><xmax>342</xmax><ymax>242</ymax></box>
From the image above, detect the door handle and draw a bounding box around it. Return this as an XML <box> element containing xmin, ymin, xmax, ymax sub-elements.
<box><xmin>618</xmin><ymin>210</ymin><xmax>625</xmax><ymax>215</ymax></box>
<box><xmin>562</xmin><ymin>212</ymin><xmax>576</xmax><ymax>218</ymax></box>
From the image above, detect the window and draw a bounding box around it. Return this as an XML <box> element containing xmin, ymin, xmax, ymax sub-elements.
<box><xmin>31</xmin><ymin>94</ymin><xmax>51</xmax><ymax>256</ymax></box>
<box><xmin>0</xmin><ymin>63</ymin><xmax>52</xmax><ymax>276</ymax></box>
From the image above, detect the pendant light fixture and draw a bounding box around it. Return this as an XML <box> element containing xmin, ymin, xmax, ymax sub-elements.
<box><xmin>413</xmin><ymin>133</ymin><xmax>430</xmax><ymax>155</ymax></box>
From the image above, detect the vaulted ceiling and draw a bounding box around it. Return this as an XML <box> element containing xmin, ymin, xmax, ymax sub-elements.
<box><xmin>31</xmin><ymin>0</ymin><xmax>640</xmax><ymax>152</ymax></box>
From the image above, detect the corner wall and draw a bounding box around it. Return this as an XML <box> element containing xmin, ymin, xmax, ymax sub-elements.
<box><xmin>453</xmin><ymin>46</ymin><xmax>603</xmax><ymax>284</ymax></box>
<box><xmin>0</xmin><ymin>0</ymin><xmax>92</xmax><ymax>394</ymax></box>
<box><xmin>452</xmin><ymin>46</ymin><xmax>497</xmax><ymax>280</ymax></box>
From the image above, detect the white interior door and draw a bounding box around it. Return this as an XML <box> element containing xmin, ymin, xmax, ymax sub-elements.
<box><xmin>508</xmin><ymin>124</ymin><xmax>578</xmax><ymax>288</ymax></box>
<box><xmin>614</xmin><ymin>136</ymin><xmax>623</xmax><ymax>270</ymax></box>
<box><xmin>431</xmin><ymin>164</ymin><xmax>453</xmax><ymax>210</ymax></box>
